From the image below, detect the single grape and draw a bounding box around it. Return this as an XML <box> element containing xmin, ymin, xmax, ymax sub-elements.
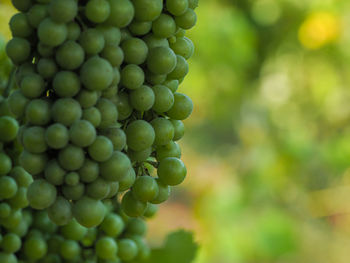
<box><xmin>105</xmin><ymin>0</ymin><xmax>134</xmax><ymax>28</ymax></box>
<box><xmin>0</xmin><ymin>153</ymin><xmax>12</xmax><ymax>176</ymax></box>
<box><xmin>152</xmin><ymin>14</ymin><xmax>176</xmax><ymax>38</ymax></box>
<box><xmin>126</xmin><ymin>120</ymin><xmax>155</xmax><ymax>151</ymax></box>
<box><xmin>168</xmin><ymin>55</ymin><xmax>189</xmax><ymax>80</ymax></box>
<box><xmin>69</xmin><ymin>120</ymin><xmax>96</xmax><ymax>147</ymax></box>
<box><xmin>101</xmin><ymin>43</ymin><xmax>124</xmax><ymax>67</ymax></box>
<box><xmin>95</xmin><ymin>98</ymin><xmax>118</xmax><ymax>129</ymax></box>
<box><xmin>128</xmin><ymin>20</ymin><xmax>152</xmax><ymax>36</ymax></box>
<box><xmin>73</xmin><ymin>196</ymin><xmax>106</xmax><ymax>227</ymax></box>
<box><xmin>116</xmin><ymin>92</ymin><xmax>133</xmax><ymax>121</ymax></box>
<box><xmin>120</xmin><ymin>64</ymin><xmax>145</xmax><ymax>90</ymax></box>
<box><xmin>106</xmin><ymin>181</ymin><xmax>120</xmax><ymax>198</ymax></box>
<box><xmin>11</xmin><ymin>0</ymin><xmax>32</xmax><ymax>12</ymax></box>
<box><xmin>132</xmin><ymin>0</ymin><xmax>162</xmax><ymax>22</ymax></box>
<box><xmin>100</xmin><ymin>213</ymin><xmax>125</xmax><ymax>237</ymax></box>
<box><xmin>9</xmin><ymin>12</ymin><xmax>33</xmax><ymax>38</ymax></box>
<box><xmin>0</xmin><ymin>116</ymin><xmax>18</xmax><ymax>142</ymax></box>
<box><xmin>0</xmin><ymin>176</ymin><xmax>18</xmax><ymax>199</ymax></box>
<box><xmin>100</xmin><ymin>151</ymin><xmax>132</xmax><ymax>181</ymax></box>
<box><xmin>47</xmin><ymin>196</ymin><xmax>72</xmax><ymax>225</ymax></box>
<box><xmin>27</xmin><ymin>4</ymin><xmax>48</xmax><ymax>28</ymax></box>
<box><xmin>166</xmin><ymin>92</ymin><xmax>193</xmax><ymax>120</ymax></box>
<box><xmin>65</xmin><ymin>172</ymin><xmax>80</xmax><ymax>186</ymax></box>
<box><xmin>175</xmin><ymin>8</ymin><xmax>197</xmax><ymax>29</ymax></box>
<box><xmin>166</xmin><ymin>0</ymin><xmax>188</xmax><ymax>16</ymax></box>
<box><xmin>88</xmin><ymin>136</ymin><xmax>114</xmax><ymax>162</ymax></box>
<box><xmin>1</xmin><ymin>233</ymin><xmax>21</xmax><ymax>253</ymax></box>
<box><xmin>10</xmin><ymin>166</ymin><xmax>33</xmax><ymax>187</ymax></box>
<box><xmin>78</xmin><ymin>158</ymin><xmax>99</xmax><ymax>183</ymax></box>
<box><xmin>51</xmin><ymin>98</ymin><xmax>82</xmax><ymax>126</ymax></box>
<box><xmin>8</xmin><ymin>90</ymin><xmax>29</xmax><ymax>118</ymax></box>
<box><xmin>156</xmin><ymin>141</ymin><xmax>181</xmax><ymax>161</ymax></box>
<box><xmin>53</xmin><ymin>71</ymin><xmax>81</xmax><ymax>98</ymax></box>
<box><xmin>60</xmin><ymin>219</ymin><xmax>87</xmax><ymax>241</ymax></box>
<box><xmin>48</xmin><ymin>0</ymin><xmax>78</xmax><ymax>23</ymax></box>
<box><xmin>121</xmin><ymin>191</ymin><xmax>147</xmax><ymax>217</ymax></box>
<box><xmin>144</xmin><ymin>203</ymin><xmax>159</xmax><ymax>218</ymax></box>
<box><xmin>151</xmin><ymin>84</ymin><xmax>174</xmax><ymax>113</ymax></box>
<box><xmin>129</xmin><ymin>85</ymin><xmax>155</xmax><ymax>111</ymax></box>
<box><xmin>143</xmin><ymin>33</ymin><xmax>169</xmax><ymax>49</ymax></box>
<box><xmin>188</xmin><ymin>0</ymin><xmax>199</xmax><ymax>9</ymax></box>
<box><xmin>170</xmin><ymin>119</ymin><xmax>185</xmax><ymax>140</ymax></box>
<box><xmin>62</xmin><ymin>183</ymin><xmax>85</xmax><ymax>200</ymax></box>
<box><xmin>95</xmin><ymin>237</ymin><xmax>118</xmax><ymax>260</ymax></box>
<box><xmin>19</xmin><ymin>150</ymin><xmax>47</xmax><ymax>175</ymax></box>
<box><xmin>100</xmin><ymin>127</ymin><xmax>127</xmax><ymax>151</ymax></box>
<box><xmin>22</xmin><ymin>126</ymin><xmax>48</xmax><ymax>153</ymax></box>
<box><xmin>55</xmin><ymin>41</ymin><xmax>85</xmax><ymax>70</ymax></box>
<box><xmin>8</xmin><ymin>187</ymin><xmax>29</xmax><ymax>209</ymax></box>
<box><xmin>150</xmin><ymin>179</ymin><xmax>170</xmax><ymax>204</ymax></box>
<box><xmin>44</xmin><ymin>159</ymin><xmax>66</xmax><ymax>186</ymax></box>
<box><xmin>157</xmin><ymin>157</ymin><xmax>186</xmax><ymax>185</ymax></box>
<box><xmin>60</xmin><ymin>240</ymin><xmax>81</xmax><ymax>260</ymax></box>
<box><xmin>169</xmin><ymin>37</ymin><xmax>194</xmax><ymax>59</ymax></box>
<box><xmin>97</xmin><ymin>25</ymin><xmax>121</xmax><ymax>45</ymax></box>
<box><xmin>67</xmin><ymin>21</ymin><xmax>81</xmax><ymax>40</ymax></box>
<box><xmin>37</xmin><ymin>58</ymin><xmax>58</xmax><ymax>79</ymax></box>
<box><xmin>85</xmin><ymin>0</ymin><xmax>111</xmax><ymax>23</ymax></box>
<box><xmin>20</xmin><ymin>73</ymin><xmax>45</xmax><ymax>99</ymax></box>
<box><xmin>76</xmin><ymin>89</ymin><xmax>99</xmax><ymax>108</ymax></box>
<box><xmin>45</xmin><ymin>123</ymin><xmax>69</xmax><ymax>149</ymax></box>
<box><xmin>27</xmin><ymin>179</ymin><xmax>57</xmax><ymax>209</ymax></box>
<box><xmin>132</xmin><ymin>176</ymin><xmax>159</xmax><ymax>202</ymax></box>
<box><xmin>58</xmin><ymin>144</ymin><xmax>85</xmax><ymax>171</ymax></box>
<box><xmin>6</xmin><ymin>37</ymin><xmax>31</xmax><ymax>64</ymax></box>
<box><xmin>23</xmin><ymin>236</ymin><xmax>47</xmax><ymax>260</ymax></box>
<box><xmin>151</xmin><ymin>117</ymin><xmax>175</xmax><ymax>146</ymax></box>
<box><xmin>83</xmin><ymin>107</ymin><xmax>102</xmax><ymax>127</ymax></box>
<box><xmin>121</xmin><ymin>37</ymin><xmax>148</xmax><ymax>65</ymax></box>
<box><xmin>37</xmin><ymin>42</ymin><xmax>53</xmax><ymax>57</ymax></box>
<box><xmin>117</xmin><ymin>238</ymin><xmax>138</xmax><ymax>261</ymax></box>
<box><xmin>25</xmin><ymin>99</ymin><xmax>51</xmax><ymax>125</ymax></box>
<box><xmin>86</xmin><ymin>177</ymin><xmax>110</xmax><ymax>200</ymax></box>
<box><xmin>147</xmin><ymin>46</ymin><xmax>177</xmax><ymax>75</ymax></box>
<box><xmin>145</xmin><ymin>69</ymin><xmax>167</xmax><ymax>85</ymax></box>
<box><xmin>37</xmin><ymin>18</ymin><xmax>67</xmax><ymax>47</ymax></box>
<box><xmin>128</xmin><ymin>147</ymin><xmax>152</xmax><ymax>162</ymax></box>
<box><xmin>119</xmin><ymin>167</ymin><xmax>136</xmax><ymax>192</ymax></box>
<box><xmin>79</xmin><ymin>28</ymin><xmax>105</xmax><ymax>55</ymax></box>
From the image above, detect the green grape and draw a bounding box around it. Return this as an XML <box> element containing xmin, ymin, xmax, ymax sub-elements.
<box><xmin>47</xmin><ymin>235</ymin><xmax>64</xmax><ymax>254</ymax></box>
<box><xmin>0</xmin><ymin>101</ymin><xmax>14</xmax><ymax>119</ymax></box>
<box><xmin>188</xmin><ymin>0</ymin><xmax>199</xmax><ymax>9</ymax></box>
<box><xmin>73</xmin><ymin>196</ymin><xmax>106</xmax><ymax>227</ymax></box>
<box><xmin>175</xmin><ymin>27</ymin><xmax>186</xmax><ymax>37</ymax></box>
<box><xmin>147</xmin><ymin>46</ymin><xmax>177</xmax><ymax>74</ymax></box>
<box><xmin>9</xmin><ymin>91</ymin><xmax>33</xmax><ymax>118</ymax></box>
<box><xmin>27</xmin><ymin>179</ymin><xmax>57</xmax><ymax>209</ymax></box>
<box><xmin>60</xmin><ymin>218</ymin><xmax>87</xmax><ymax>240</ymax></box>
<box><xmin>27</xmin><ymin>4</ymin><xmax>48</xmax><ymax>28</ymax></box>
<box><xmin>121</xmin><ymin>191</ymin><xmax>147</xmax><ymax>217</ymax></box>
<box><xmin>117</xmin><ymin>238</ymin><xmax>138</xmax><ymax>261</ymax></box>
<box><xmin>45</xmin><ymin>123</ymin><xmax>69</xmax><ymax>149</ymax></box>
<box><xmin>60</xmin><ymin>240</ymin><xmax>81</xmax><ymax>260</ymax></box>
<box><xmin>0</xmin><ymin>253</ymin><xmax>17</xmax><ymax>263</ymax></box>
<box><xmin>116</xmin><ymin>92</ymin><xmax>133</xmax><ymax>120</ymax></box>
<box><xmin>51</xmin><ymin>98</ymin><xmax>82</xmax><ymax>126</ymax></box>
<box><xmin>76</xmin><ymin>89</ymin><xmax>99</xmax><ymax>108</ymax></box>
<box><xmin>10</xmin><ymin>166</ymin><xmax>33</xmax><ymax>187</ymax></box>
<box><xmin>101</xmin><ymin>44</ymin><xmax>124</xmax><ymax>67</ymax></box>
<box><xmin>106</xmin><ymin>181</ymin><xmax>119</xmax><ymax>198</ymax></box>
<box><xmin>126</xmin><ymin>218</ymin><xmax>147</xmax><ymax>236</ymax></box>
<box><xmin>102</xmin><ymin>85</ymin><xmax>118</xmax><ymax>99</ymax></box>
<box><xmin>32</xmin><ymin>211</ymin><xmax>57</xmax><ymax>233</ymax></box>
<box><xmin>56</xmin><ymin>41</ymin><xmax>85</xmax><ymax>70</ymax></box>
<box><xmin>156</xmin><ymin>141</ymin><xmax>181</xmax><ymax>161</ymax></box>
<box><xmin>53</xmin><ymin>71</ymin><xmax>81</xmax><ymax>98</ymax></box>
<box><xmin>1</xmin><ymin>209</ymin><xmax>22</xmax><ymax>229</ymax></box>
<box><xmin>6</xmin><ymin>37</ymin><xmax>31</xmax><ymax>65</ymax></box>
<box><xmin>151</xmin><ymin>84</ymin><xmax>174</xmax><ymax>113</ymax></box>
<box><xmin>86</xmin><ymin>0</ymin><xmax>111</xmax><ymax>23</ymax></box>
<box><xmin>97</xmin><ymin>25</ymin><xmax>121</xmax><ymax>45</ymax></box>
<box><xmin>170</xmin><ymin>119</ymin><xmax>185</xmax><ymax>140</ymax></box>
<box><xmin>100</xmin><ymin>151</ymin><xmax>131</xmax><ymax>181</ymax></box>
<box><xmin>169</xmin><ymin>37</ymin><xmax>194</xmax><ymax>59</ymax></box>
<box><xmin>121</xmin><ymin>28</ymin><xmax>132</xmax><ymax>41</ymax></box>
<box><xmin>152</xmin><ymin>14</ymin><xmax>176</xmax><ymax>38</ymax></box>
<box><xmin>79</xmin><ymin>28</ymin><xmax>105</xmax><ymax>55</ymax></box>
<box><xmin>111</xmin><ymin>68</ymin><xmax>121</xmax><ymax>86</ymax></box>
<box><xmin>22</xmin><ymin>126</ymin><xmax>48</xmax><ymax>153</ymax></box>
<box><xmin>143</xmin><ymin>33</ymin><xmax>169</xmax><ymax>49</ymax></box>
<box><xmin>65</xmin><ymin>172</ymin><xmax>80</xmax><ymax>186</ymax></box>
<box><xmin>163</xmin><ymin>79</ymin><xmax>179</xmax><ymax>93</ymax></box>
<box><xmin>67</xmin><ymin>22</ymin><xmax>81</xmax><ymax>41</ymax></box>
<box><xmin>11</xmin><ymin>0</ymin><xmax>32</xmax><ymax>12</ymax></box>
<box><xmin>151</xmin><ymin>117</ymin><xmax>175</xmax><ymax>146</ymax></box>
<box><xmin>80</xmin><ymin>56</ymin><xmax>114</xmax><ymax>91</ymax></box>
<box><xmin>144</xmin><ymin>203</ymin><xmax>158</xmax><ymax>218</ymax></box>
<box><xmin>62</xmin><ymin>183</ymin><xmax>85</xmax><ymax>200</ymax></box>
<box><xmin>88</xmin><ymin>136</ymin><xmax>113</xmax><ymax>162</ymax></box>
<box><xmin>37</xmin><ymin>42</ymin><xmax>53</xmax><ymax>57</ymax></box>
<box><xmin>25</xmin><ymin>99</ymin><xmax>51</xmax><ymax>125</ymax></box>
<box><xmin>175</xmin><ymin>8</ymin><xmax>197</xmax><ymax>29</ymax></box>
<box><xmin>132</xmin><ymin>0</ymin><xmax>162</xmax><ymax>21</ymax></box>
<box><xmin>48</xmin><ymin>0</ymin><xmax>78</xmax><ymax>23</ymax></box>
<box><xmin>78</xmin><ymin>158</ymin><xmax>99</xmax><ymax>183</ymax></box>
<box><xmin>132</xmin><ymin>176</ymin><xmax>159</xmax><ymax>202</ymax></box>
<box><xmin>96</xmin><ymin>98</ymin><xmax>118</xmax><ymax>129</ymax></box>
<box><xmin>128</xmin><ymin>147</ymin><xmax>152</xmax><ymax>162</ymax></box>
<box><xmin>8</xmin><ymin>187</ymin><xmax>29</xmax><ymax>209</ymax></box>
<box><xmin>15</xmin><ymin>62</ymin><xmax>35</xmax><ymax>83</ymax></box>
<box><xmin>166</xmin><ymin>0</ymin><xmax>188</xmax><ymax>16</ymax></box>
<box><xmin>47</xmin><ymin>196</ymin><xmax>72</xmax><ymax>225</ymax></box>
<box><xmin>100</xmin><ymin>213</ymin><xmax>125</xmax><ymax>237</ymax></box>
<box><xmin>119</xmin><ymin>167</ymin><xmax>136</xmax><ymax>191</ymax></box>
<box><xmin>145</xmin><ymin>69</ymin><xmax>167</xmax><ymax>85</ymax></box>
<box><xmin>81</xmin><ymin>228</ymin><xmax>97</xmax><ymax>247</ymax></box>
<box><xmin>58</xmin><ymin>144</ymin><xmax>85</xmax><ymax>171</ymax></box>
<box><xmin>19</xmin><ymin>150</ymin><xmax>47</xmax><ymax>175</ymax></box>
<box><xmin>128</xmin><ymin>20</ymin><xmax>152</xmax><ymax>36</ymax></box>
<box><xmin>0</xmin><ymin>153</ymin><xmax>12</xmax><ymax>175</ymax></box>
<box><xmin>96</xmin><ymin>237</ymin><xmax>118</xmax><ymax>260</ymax></box>
<box><xmin>37</xmin><ymin>58</ymin><xmax>58</xmax><ymax>79</ymax></box>
<box><xmin>157</xmin><ymin>157</ymin><xmax>186</xmax><ymax>185</ymax></box>
<box><xmin>0</xmin><ymin>176</ymin><xmax>17</xmax><ymax>199</ymax></box>
<box><xmin>20</xmin><ymin>73</ymin><xmax>45</xmax><ymax>99</ymax></box>
<box><xmin>132</xmin><ymin>236</ymin><xmax>150</xmax><ymax>261</ymax></box>
<box><xmin>24</xmin><ymin>236</ymin><xmax>48</xmax><ymax>260</ymax></box>
<box><xmin>69</xmin><ymin>120</ymin><xmax>96</xmax><ymax>147</ymax></box>
<box><xmin>100</xmin><ymin>127</ymin><xmax>127</xmax><ymax>151</ymax></box>
<box><xmin>121</xmin><ymin>37</ymin><xmax>148</xmax><ymax>65</ymax></box>
<box><xmin>121</xmin><ymin>64</ymin><xmax>145</xmax><ymax>90</ymax></box>
<box><xmin>83</xmin><ymin>107</ymin><xmax>102</xmax><ymax>127</ymax></box>
<box><xmin>0</xmin><ymin>203</ymin><xmax>11</xmax><ymax>218</ymax></box>
<box><xmin>129</xmin><ymin>85</ymin><xmax>155</xmax><ymax>111</ymax></box>
<box><xmin>38</xmin><ymin>18</ymin><xmax>68</xmax><ymax>47</ymax></box>
<box><xmin>105</xmin><ymin>0</ymin><xmax>135</xmax><ymax>28</ymax></box>
<box><xmin>86</xmin><ymin>177</ymin><xmax>110</xmax><ymax>200</ymax></box>
<box><xmin>9</xmin><ymin>12</ymin><xmax>33</xmax><ymax>38</ymax></box>
<box><xmin>126</xmin><ymin>120</ymin><xmax>155</xmax><ymax>151</ymax></box>
<box><xmin>150</xmin><ymin>179</ymin><xmax>170</xmax><ymax>204</ymax></box>
<box><xmin>168</xmin><ymin>55</ymin><xmax>189</xmax><ymax>80</ymax></box>
<box><xmin>166</xmin><ymin>92</ymin><xmax>193</xmax><ymax>120</ymax></box>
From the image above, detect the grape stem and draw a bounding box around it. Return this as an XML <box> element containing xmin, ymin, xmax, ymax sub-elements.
<box><xmin>3</xmin><ymin>67</ymin><xmax>16</xmax><ymax>98</ymax></box>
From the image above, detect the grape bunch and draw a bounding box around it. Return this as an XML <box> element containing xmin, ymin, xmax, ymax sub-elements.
<box><xmin>6</xmin><ymin>0</ymin><xmax>197</xmax><ymax>228</ymax></box>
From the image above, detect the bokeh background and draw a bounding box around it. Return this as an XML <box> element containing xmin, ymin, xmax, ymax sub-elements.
<box><xmin>3</xmin><ymin>0</ymin><xmax>350</xmax><ymax>262</ymax></box>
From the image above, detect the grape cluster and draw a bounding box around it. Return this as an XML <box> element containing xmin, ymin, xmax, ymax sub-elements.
<box><xmin>6</xmin><ymin>0</ymin><xmax>197</xmax><ymax>228</ymax></box>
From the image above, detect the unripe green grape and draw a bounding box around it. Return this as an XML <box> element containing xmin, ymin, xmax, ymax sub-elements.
<box><xmin>166</xmin><ymin>0</ymin><xmax>188</xmax><ymax>16</ymax></box>
<box><xmin>10</xmin><ymin>166</ymin><xmax>33</xmax><ymax>187</ymax></box>
<box><xmin>56</xmin><ymin>41</ymin><xmax>85</xmax><ymax>70</ymax></box>
<box><xmin>8</xmin><ymin>187</ymin><xmax>29</xmax><ymax>209</ymax></box>
<box><xmin>151</xmin><ymin>84</ymin><xmax>174</xmax><ymax>113</ymax></box>
<box><xmin>25</xmin><ymin>99</ymin><xmax>51</xmax><ymax>125</ymax></box>
<box><xmin>45</xmin><ymin>123</ymin><xmax>69</xmax><ymax>149</ymax></box>
<box><xmin>97</xmin><ymin>25</ymin><xmax>121</xmax><ymax>45</ymax></box>
<box><xmin>0</xmin><ymin>252</ymin><xmax>17</xmax><ymax>263</ymax></box>
<box><xmin>175</xmin><ymin>8</ymin><xmax>197</xmax><ymax>29</ymax></box>
<box><xmin>170</xmin><ymin>119</ymin><xmax>185</xmax><ymax>140</ymax></box>
<box><xmin>69</xmin><ymin>120</ymin><xmax>96</xmax><ymax>147</ymax></box>
<box><xmin>188</xmin><ymin>0</ymin><xmax>199</xmax><ymax>9</ymax></box>
<box><xmin>112</xmin><ymin>68</ymin><xmax>121</xmax><ymax>86</ymax></box>
<box><xmin>145</xmin><ymin>70</ymin><xmax>167</xmax><ymax>85</ymax></box>
<box><xmin>151</xmin><ymin>117</ymin><xmax>175</xmax><ymax>146</ymax></box>
<box><xmin>51</xmin><ymin>98</ymin><xmax>82</xmax><ymax>126</ymax></box>
<box><xmin>118</xmin><ymin>238</ymin><xmax>138</xmax><ymax>261</ymax></box>
<box><xmin>150</xmin><ymin>179</ymin><xmax>170</xmax><ymax>204</ymax></box>
<box><xmin>169</xmin><ymin>37</ymin><xmax>194</xmax><ymax>59</ymax></box>
<box><xmin>100</xmin><ymin>127</ymin><xmax>127</xmax><ymax>151</ymax></box>
<box><xmin>86</xmin><ymin>177</ymin><xmax>110</xmax><ymax>200</ymax></box>
<box><xmin>121</xmin><ymin>64</ymin><xmax>145</xmax><ymax>90</ymax></box>
<box><xmin>20</xmin><ymin>73</ymin><xmax>45</xmax><ymax>99</ymax></box>
<box><xmin>9</xmin><ymin>12</ymin><xmax>33</xmax><ymax>38</ymax></box>
<box><xmin>132</xmin><ymin>0</ymin><xmax>162</xmax><ymax>21</ymax></box>
<box><xmin>37</xmin><ymin>58</ymin><xmax>58</xmax><ymax>79</ymax></box>
<box><xmin>78</xmin><ymin>158</ymin><xmax>99</xmax><ymax>183</ymax></box>
<box><xmin>27</xmin><ymin>179</ymin><xmax>57</xmax><ymax>209</ymax></box>
<box><xmin>0</xmin><ymin>100</ymin><xmax>14</xmax><ymax>119</ymax></box>
<box><xmin>0</xmin><ymin>176</ymin><xmax>17</xmax><ymax>199</ymax></box>
<box><xmin>19</xmin><ymin>150</ymin><xmax>47</xmax><ymax>175</ymax></box>
<box><xmin>116</xmin><ymin>92</ymin><xmax>133</xmax><ymax>120</ymax></box>
<box><xmin>147</xmin><ymin>46</ymin><xmax>177</xmax><ymax>74</ymax></box>
<box><xmin>47</xmin><ymin>235</ymin><xmax>64</xmax><ymax>254</ymax></box>
<box><xmin>60</xmin><ymin>219</ymin><xmax>88</xmax><ymax>241</ymax></box>
<box><xmin>83</xmin><ymin>107</ymin><xmax>102</xmax><ymax>127</ymax></box>
<box><xmin>76</xmin><ymin>89</ymin><xmax>99</xmax><ymax>108</ymax></box>
<box><xmin>88</xmin><ymin>136</ymin><xmax>113</xmax><ymax>162</ymax></box>
<box><xmin>100</xmin><ymin>213</ymin><xmax>125</xmax><ymax>237</ymax></box>
<box><xmin>1</xmin><ymin>233</ymin><xmax>21</xmax><ymax>253</ymax></box>
<box><xmin>152</xmin><ymin>14</ymin><xmax>176</xmax><ymax>38</ymax></box>
<box><xmin>121</xmin><ymin>191</ymin><xmax>147</xmax><ymax>217</ymax></box>
<box><xmin>121</xmin><ymin>37</ymin><xmax>148</xmax><ymax>65</ymax></box>
<box><xmin>96</xmin><ymin>237</ymin><xmax>119</xmax><ymax>260</ymax></box>
<box><xmin>53</xmin><ymin>71</ymin><xmax>81</xmax><ymax>98</ymax></box>
<box><xmin>163</xmin><ymin>79</ymin><xmax>179</xmax><ymax>93</ymax></box>
<box><xmin>1</xmin><ymin>209</ymin><xmax>22</xmax><ymax>229</ymax></box>
<box><xmin>132</xmin><ymin>176</ymin><xmax>159</xmax><ymax>202</ymax></box>
<box><xmin>48</xmin><ymin>0</ymin><xmax>78</xmax><ymax>23</ymax></box>
<box><xmin>126</xmin><ymin>120</ymin><xmax>155</xmax><ymax>151</ymax></box>
<box><xmin>6</xmin><ymin>37</ymin><xmax>31</xmax><ymax>65</ymax></box>
<box><xmin>38</xmin><ymin>18</ymin><xmax>67</xmax><ymax>47</ymax></box>
<box><xmin>11</xmin><ymin>0</ymin><xmax>32</xmax><ymax>12</ymax></box>
<box><xmin>126</xmin><ymin>218</ymin><xmax>147</xmax><ymax>236</ymax></box>
<box><xmin>167</xmin><ymin>92</ymin><xmax>193</xmax><ymax>120</ymax></box>
<box><xmin>62</xmin><ymin>183</ymin><xmax>85</xmax><ymax>200</ymax></box>
<box><xmin>157</xmin><ymin>157</ymin><xmax>186</xmax><ymax>185</ymax></box>
<box><xmin>128</xmin><ymin>20</ymin><xmax>152</xmax><ymax>36</ymax></box>
<box><xmin>80</xmin><ymin>56</ymin><xmax>114</xmax><ymax>91</ymax></box>
<box><xmin>119</xmin><ymin>167</ymin><xmax>136</xmax><ymax>192</ymax></box>
<box><xmin>48</xmin><ymin>196</ymin><xmax>72</xmax><ymax>225</ymax></box>
<box><xmin>60</xmin><ymin>240</ymin><xmax>81</xmax><ymax>260</ymax></box>
<box><xmin>81</xmin><ymin>228</ymin><xmax>97</xmax><ymax>247</ymax></box>
<box><xmin>144</xmin><ymin>203</ymin><xmax>159</xmax><ymax>218</ymax></box>
<box><xmin>27</xmin><ymin>4</ymin><xmax>48</xmax><ymax>28</ymax></box>
<box><xmin>101</xmin><ymin>44</ymin><xmax>124</xmax><ymax>67</ymax></box>
<box><xmin>22</xmin><ymin>126</ymin><xmax>47</xmax><ymax>153</ymax></box>
<box><xmin>105</xmin><ymin>0</ymin><xmax>134</xmax><ymax>28</ymax></box>
<box><xmin>168</xmin><ymin>55</ymin><xmax>189</xmax><ymax>80</ymax></box>
<box><xmin>67</xmin><ymin>22</ymin><xmax>81</xmax><ymax>41</ymax></box>
<box><xmin>0</xmin><ymin>153</ymin><xmax>12</xmax><ymax>175</ymax></box>
<box><xmin>79</xmin><ymin>28</ymin><xmax>105</xmax><ymax>55</ymax></box>
<box><xmin>15</xmin><ymin>62</ymin><xmax>35</xmax><ymax>83</ymax></box>
<box><xmin>128</xmin><ymin>147</ymin><xmax>152</xmax><ymax>162</ymax></box>
<box><xmin>96</xmin><ymin>98</ymin><xmax>118</xmax><ymax>129</ymax></box>
<box><xmin>86</xmin><ymin>0</ymin><xmax>111</xmax><ymax>23</ymax></box>
<box><xmin>73</xmin><ymin>196</ymin><xmax>106</xmax><ymax>228</ymax></box>
<box><xmin>106</xmin><ymin>181</ymin><xmax>120</xmax><ymax>198</ymax></box>
<box><xmin>156</xmin><ymin>141</ymin><xmax>181</xmax><ymax>161</ymax></box>
<box><xmin>37</xmin><ymin>42</ymin><xmax>53</xmax><ymax>57</ymax></box>
<box><xmin>102</xmin><ymin>85</ymin><xmax>118</xmax><ymax>99</ymax></box>
<box><xmin>24</xmin><ymin>236</ymin><xmax>48</xmax><ymax>260</ymax></box>
<box><xmin>121</xmin><ymin>28</ymin><xmax>132</xmax><ymax>41</ymax></box>
<box><xmin>65</xmin><ymin>172</ymin><xmax>80</xmax><ymax>186</ymax></box>
<box><xmin>58</xmin><ymin>144</ymin><xmax>85</xmax><ymax>171</ymax></box>
<box><xmin>100</xmin><ymin>151</ymin><xmax>131</xmax><ymax>181</ymax></box>
<box><xmin>129</xmin><ymin>85</ymin><xmax>155</xmax><ymax>111</ymax></box>
<box><xmin>143</xmin><ymin>33</ymin><xmax>169</xmax><ymax>50</ymax></box>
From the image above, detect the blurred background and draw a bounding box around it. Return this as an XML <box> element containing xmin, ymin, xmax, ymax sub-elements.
<box><xmin>3</xmin><ymin>0</ymin><xmax>350</xmax><ymax>262</ymax></box>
